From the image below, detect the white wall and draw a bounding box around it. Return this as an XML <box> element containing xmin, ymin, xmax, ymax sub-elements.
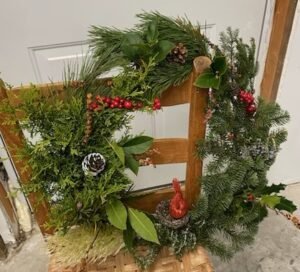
<box><xmin>268</xmin><ymin>3</ymin><xmax>300</xmax><ymax>185</ymax></box>
<box><xmin>0</xmin><ymin>0</ymin><xmax>270</xmax><ymax>85</ymax></box>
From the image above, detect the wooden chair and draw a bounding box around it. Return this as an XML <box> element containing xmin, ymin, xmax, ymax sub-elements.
<box><xmin>0</xmin><ymin>56</ymin><xmax>214</xmax><ymax>271</ymax></box>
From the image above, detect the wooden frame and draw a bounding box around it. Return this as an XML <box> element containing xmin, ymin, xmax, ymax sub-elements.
<box><xmin>260</xmin><ymin>0</ymin><xmax>298</xmax><ymax>102</ymax></box>
<box><xmin>0</xmin><ymin>57</ymin><xmax>211</xmax><ymax>233</ymax></box>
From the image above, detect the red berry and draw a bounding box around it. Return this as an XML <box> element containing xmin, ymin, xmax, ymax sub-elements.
<box><xmin>246</xmin><ymin>103</ymin><xmax>256</xmax><ymax>114</ymax></box>
<box><xmin>154</xmin><ymin>98</ymin><xmax>160</xmax><ymax>104</ymax></box>
<box><xmin>110</xmin><ymin>104</ymin><xmax>115</xmax><ymax>109</ymax></box>
<box><xmin>114</xmin><ymin>96</ymin><xmax>120</xmax><ymax>102</ymax></box>
<box><xmin>245</xmin><ymin>93</ymin><xmax>254</xmax><ymax>101</ymax></box>
<box><xmin>90</xmin><ymin>102</ymin><xmax>98</xmax><ymax>109</ymax></box>
<box><xmin>113</xmin><ymin>100</ymin><xmax>119</xmax><ymax>107</ymax></box>
<box><xmin>152</xmin><ymin>105</ymin><xmax>157</xmax><ymax>110</ymax></box>
<box><xmin>120</xmin><ymin>99</ymin><xmax>124</xmax><ymax>104</ymax></box>
<box><xmin>155</xmin><ymin>102</ymin><xmax>161</xmax><ymax>109</ymax></box>
<box><xmin>247</xmin><ymin>193</ymin><xmax>255</xmax><ymax>202</ymax></box>
<box><xmin>118</xmin><ymin>104</ymin><xmax>123</xmax><ymax>109</ymax></box>
<box><xmin>124</xmin><ymin>100</ymin><xmax>133</xmax><ymax>109</ymax></box>
<box><xmin>106</xmin><ymin>97</ymin><xmax>111</xmax><ymax>104</ymax></box>
<box><xmin>239</xmin><ymin>90</ymin><xmax>245</xmax><ymax>97</ymax></box>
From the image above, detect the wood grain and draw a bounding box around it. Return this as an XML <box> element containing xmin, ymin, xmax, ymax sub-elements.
<box><xmin>7</xmin><ymin>82</ymin><xmax>65</xmax><ymax>107</ymax></box>
<box><xmin>126</xmin><ymin>186</ymin><xmax>183</xmax><ymax>213</ymax></box>
<box><xmin>160</xmin><ymin>76</ymin><xmax>191</xmax><ymax>106</ymax></box>
<box><xmin>260</xmin><ymin>0</ymin><xmax>298</xmax><ymax>102</ymax></box>
<box><xmin>185</xmin><ymin>56</ymin><xmax>211</xmax><ymax>209</ymax></box>
<box><xmin>149</xmin><ymin>138</ymin><xmax>188</xmax><ymax>164</ymax></box>
<box><xmin>0</xmin><ymin>182</ymin><xmax>19</xmax><ymax>239</ymax></box>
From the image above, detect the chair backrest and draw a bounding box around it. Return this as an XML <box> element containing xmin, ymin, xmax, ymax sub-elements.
<box><xmin>0</xmin><ymin>56</ymin><xmax>211</xmax><ymax>234</ymax></box>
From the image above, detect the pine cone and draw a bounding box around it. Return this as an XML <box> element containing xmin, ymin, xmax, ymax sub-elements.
<box><xmin>167</xmin><ymin>43</ymin><xmax>188</xmax><ymax>64</ymax></box>
<box><xmin>82</xmin><ymin>153</ymin><xmax>106</xmax><ymax>176</ymax></box>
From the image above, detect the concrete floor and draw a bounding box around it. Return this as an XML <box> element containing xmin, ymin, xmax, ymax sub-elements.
<box><xmin>0</xmin><ymin>183</ymin><xmax>299</xmax><ymax>272</ymax></box>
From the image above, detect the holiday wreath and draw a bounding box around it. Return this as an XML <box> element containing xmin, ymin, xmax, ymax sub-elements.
<box><xmin>1</xmin><ymin>12</ymin><xmax>298</xmax><ymax>269</ymax></box>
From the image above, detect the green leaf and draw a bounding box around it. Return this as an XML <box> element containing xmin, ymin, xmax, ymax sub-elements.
<box><xmin>123</xmin><ymin>223</ymin><xmax>135</xmax><ymax>250</ymax></box>
<box><xmin>211</xmin><ymin>56</ymin><xmax>227</xmax><ymax>75</ymax></box>
<box><xmin>108</xmin><ymin>141</ymin><xmax>125</xmax><ymax>165</ymax></box>
<box><xmin>146</xmin><ymin>21</ymin><xmax>158</xmax><ymax>43</ymax></box>
<box><xmin>121</xmin><ymin>33</ymin><xmax>145</xmax><ymax>60</ymax></box>
<box><xmin>128</xmin><ymin>208</ymin><xmax>160</xmax><ymax>244</ymax></box>
<box><xmin>275</xmin><ymin>197</ymin><xmax>297</xmax><ymax>213</ymax></box>
<box><xmin>194</xmin><ymin>69</ymin><xmax>221</xmax><ymax>90</ymax></box>
<box><xmin>105</xmin><ymin>199</ymin><xmax>127</xmax><ymax>230</ymax></box>
<box><xmin>125</xmin><ymin>154</ymin><xmax>139</xmax><ymax>175</ymax></box>
<box><xmin>260</xmin><ymin>195</ymin><xmax>281</xmax><ymax>208</ymax></box>
<box><xmin>122</xmin><ymin>136</ymin><xmax>153</xmax><ymax>155</ymax></box>
<box><xmin>156</xmin><ymin>40</ymin><xmax>174</xmax><ymax>62</ymax></box>
<box><xmin>261</xmin><ymin>183</ymin><xmax>286</xmax><ymax>195</ymax></box>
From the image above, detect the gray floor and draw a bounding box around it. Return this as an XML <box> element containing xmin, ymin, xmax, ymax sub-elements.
<box><xmin>1</xmin><ymin>183</ymin><xmax>300</xmax><ymax>272</ymax></box>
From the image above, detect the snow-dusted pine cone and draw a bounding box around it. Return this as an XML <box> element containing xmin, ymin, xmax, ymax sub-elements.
<box><xmin>82</xmin><ymin>153</ymin><xmax>106</xmax><ymax>176</ymax></box>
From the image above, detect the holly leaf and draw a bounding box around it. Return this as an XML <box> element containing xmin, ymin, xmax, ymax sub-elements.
<box><xmin>156</xmin><ymin>40</ymin><xmax>174</xmax><ymax>62</ymax></box>
<box><xmin>125</xmin><ymin>154</ymin><xmax>139</xmax><ymax>175</ymax></box>
<box><xmin>128</xmin><ymin>208</ymin><xmax>160</xmax><ymax>244</ymax></box>
<box><xmin>194</xmin><ymin>69</ymin><xmax>221</xmax><ymax>90</ymax></box>
<box><xmin>105</xmin><ymin>199</ymin><xmax>127</xmax><ymax>230</ymax></box>
<box><xmin>108</xmin><ymin>141</ymin><xmax>125</xmax><ymax>165</ymax></box>
<box><xmin>211</xmin><ymin>56</ymin><xmax>227</xmax><ymax>75</ymax></box>
<box><xmin>122</xmin><ymin>136</ymin><xmax>153</xmax><ymax>155</ymax></box>
<box><xmin>260</xmin><ymin>195</ymin><xmax>281</xmax><ymax>208</ymax></box>
<box><xmin>261</xmin><ymin>183</ymin><xmax>286</xmax><ymax>195</ymax></box>
<box><xmin>275</xmin><ymin>197</ymin><xmax>297</xmax><ymax>213</ymax></box>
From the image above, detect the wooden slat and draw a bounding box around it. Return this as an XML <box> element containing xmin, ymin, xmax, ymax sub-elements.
<box><xmin>160</xmin><ymin>76</ymin><xmax>191</xmax><ymax>106</ymax></box>
<box><xmin>260</xmin><ymin>0</ymin><xmax>298</xmax><ymax>102</ymax></box>
<box><xmin>126</xmin><ymin>186</ymin><xmax>185</xmax><ymax>213</ymax></box>
<box><xmin>0</xmin><ymin>182</ymin><xmax>19</xmax><ymax>239</ymax></box>
<box><xmin>7</xmin><ymin>82</ymin><xmax>65</xmax><ymax>107</ymax></box>
<box><xmin>149</xmin><ymin>138</ymin><xmax>188</xmax><ymax>164</ymax></box>
<box><xmin>0</xmin><ymin>87</ymin><xmax>52</xmax><ymax>234</ymax></box>
<box><xmin>185</xmin><ymin>56</ymin><xmax>211</xmax><ymax>209</ymax></box>
<box><xmin>8</xmin><ymin>77</ymin><xmax>192</xmax><ymax>108</ymax></box>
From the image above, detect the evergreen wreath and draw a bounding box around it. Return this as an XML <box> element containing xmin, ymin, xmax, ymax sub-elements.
<box><xmin>1</xmin><ymin>12</ymin><xmax>298</xmax><ymax>269</ymax></box>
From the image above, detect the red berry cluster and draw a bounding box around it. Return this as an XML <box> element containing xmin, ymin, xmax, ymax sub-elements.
<box><xmin>102</xmin><ymin>96</ymin><xmax>141</xmax><ymax>110</ymax></box>
<box><xmin>238</xmin><ymin>90</ymin><xmax>256</xmax><ymax>115</ymax></box>
<box><xmin>87</xmin><ymin>95</ymin><xmax>102</xmax><ymax>112</ymax></box>
<box><xmin>88</xmin><ymin>95</ymin><xmax>162</xmax><ymax>112</ymax></box>
<box><xmin>152</xmin><ymin>98</ymin><xmax>161</xmax><ymax>110</ymax></box>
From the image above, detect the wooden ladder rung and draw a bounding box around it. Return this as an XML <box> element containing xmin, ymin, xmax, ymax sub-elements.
<box><xmin>160</xmin><ymin>76</ymin><xmax>192</xmax><ymax>106</ymax></box>
<box><xmin>146</xmin><ymin>138</ymin><xmax>188</xmax><ymax>164</ymax></box>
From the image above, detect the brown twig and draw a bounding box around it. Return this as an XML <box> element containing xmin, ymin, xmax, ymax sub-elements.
<box><xmin>276</xmin><ymin>210</ymin><xmax>300</xmax><ymax>230</ymax></box>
